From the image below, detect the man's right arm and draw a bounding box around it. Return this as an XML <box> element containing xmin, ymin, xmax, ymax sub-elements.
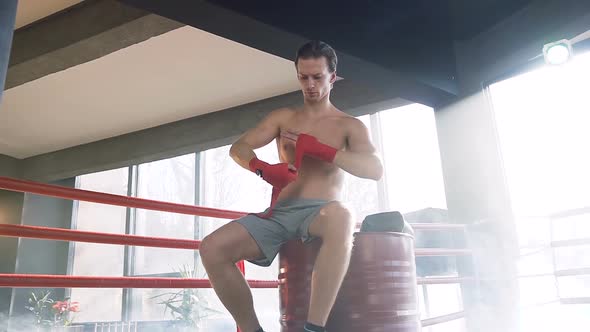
<box><xmin>229</xmin><ymin>108</ymin><xmax>291</xmax><ymax>171</ymax></box>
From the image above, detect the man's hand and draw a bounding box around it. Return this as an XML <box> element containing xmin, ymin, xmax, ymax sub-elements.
<box><xmin>294</xmin><ymin>133</ymin><xmax>338</xmax><ymax>168</ymax></box>
<box><xmin>249</xmin><ymin>157</ymin><xmax>297</xmax><ymax>189</ymax></box>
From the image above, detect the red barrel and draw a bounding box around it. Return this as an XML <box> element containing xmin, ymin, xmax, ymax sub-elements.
<box><xmin>327</xmin><ymin>232</ymin><xmax>420</xmax><ymax>332</ymax></box>
<box><xmin>278</xmin><ymin>232</ymin><xmax>420</xmax><ymax>332</ymax></box>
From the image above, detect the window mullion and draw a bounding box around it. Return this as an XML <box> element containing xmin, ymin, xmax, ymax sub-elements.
<box><xmin>370</xmin><ymin>112</ymin><xmax>390</xmax><ymax>211</ymax></box>
<box><xmin>122</xmin><ymin>165</ymin><xmax>138</xmax><ymax>321</ymax></box>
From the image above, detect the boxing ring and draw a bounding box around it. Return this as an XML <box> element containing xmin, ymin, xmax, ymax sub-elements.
<box><xmin>0</xmin><ymin>176</ymin><xmax>472</xmax><ymax>331</ymax></box>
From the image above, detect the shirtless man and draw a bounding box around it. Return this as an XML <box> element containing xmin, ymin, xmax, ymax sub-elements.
<box><xmin>200</xmin><ymin>40</ymin><xmax>383</xmax><ymax>332</ymax></box>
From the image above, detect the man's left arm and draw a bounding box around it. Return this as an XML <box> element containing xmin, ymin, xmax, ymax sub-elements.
<box><xmin>333</xmin><ymin>119</ymin><xmax>383</xmax><ymax>180</ymax></box>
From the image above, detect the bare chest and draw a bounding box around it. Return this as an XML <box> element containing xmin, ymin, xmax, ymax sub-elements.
<box><xmin>278</xmin><ymin>115</ymin><xmax>349</xmax><ymax>160</ymax></box>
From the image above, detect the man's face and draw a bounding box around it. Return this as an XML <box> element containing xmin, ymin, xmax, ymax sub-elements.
<box><xmin>296</xmin><ymin>57</ymin><xmax>336</xmax><ymax>102</ymax></box>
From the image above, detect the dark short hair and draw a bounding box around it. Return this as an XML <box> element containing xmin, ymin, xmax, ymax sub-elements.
<box><xmin>295</xmin><ymin>40</ymin><xmax>337</xmax><ymax>73</ymax></box>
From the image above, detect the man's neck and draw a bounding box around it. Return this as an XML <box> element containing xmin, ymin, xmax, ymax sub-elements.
<box><xmin>303</xmin><ymin>96</ymin><xmax>333</xmax><ymax>114</ymax></box>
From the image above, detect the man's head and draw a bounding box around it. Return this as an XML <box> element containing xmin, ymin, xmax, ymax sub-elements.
<box><xmin>295</xmin><ymin>41</ymin><xmax>337</xmax><ymax>102</ymax></box>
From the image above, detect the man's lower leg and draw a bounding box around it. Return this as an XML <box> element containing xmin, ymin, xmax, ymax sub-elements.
<box><xmin>203</xmin><ymin>259</ymin><xmax>262</xmax><ymax>332</ymax></box>
<box><xmin>306</xmin><ymin>236</ymin><xmax>352</xmax><ymax>327</ymax></box>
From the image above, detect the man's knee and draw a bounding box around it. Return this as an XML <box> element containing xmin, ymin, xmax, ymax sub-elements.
<box><xmin>200</xmin><ymin>234</ymin><xmax>229</xmax><ymax>266</ymax></box>
<box><xmin>316</xmin><ymin>201</ymin><xmax>355</xmax><ymax>241</ymax></box>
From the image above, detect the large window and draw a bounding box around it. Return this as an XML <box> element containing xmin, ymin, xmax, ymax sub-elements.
<box><xmin>490</xmin><ymin>52</ymin><xmax>590</xmax><ymax>216</ymax></box>
<box><xmin>134</xmin><ymin>154</ymin><xmax>196</xmax><ymax>275</ymax></box>
<box><xmin>378</xmin><ymin>104</ymin><xmax>447</xmax><ymax>213</ymax></box>
<box><xmin>489</xmin><ymin>51</ymin><xmax>590</xmax><ymax>331</ymax></box>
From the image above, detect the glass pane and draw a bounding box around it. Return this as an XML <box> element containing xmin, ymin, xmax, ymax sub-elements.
<box><xmin>518</xmin><ymin>275</ymin><xmax>558</xmax><ymax>307</ymax></box>
<box><xmin>200</xmin><ymin>143</ymin><xmax>276</xmax><ymax>213</ymax></box>
<box><xmin>70</xmin><ymin>167</ymin><xmax>128</xmax><ymax>322</ymax></box>
<box><xmin>558</xmin><ymin>275</ymin><xmax>590</xmax><ymax>298</ymax></box>
<box><xmin>489</xmin><ymin>52</ymin><xmax>590</xmax><ymax>216</ymax></box>
<box><xmin>252</xmin><ymin>289</ymin><xmax>280</xmax><ymax>331</ymax></box>
<box><xmin>515</xmin><ymin>216</ymin><xmax>552</xmax><ymax>249</ymax></box>
<box><xmin>553</xmin><ymin>245</ymin><xmax>590</xmax><ymax>271</ymax></box>
<box><xmin>134</xmin><ymin>154</ymin><xmax>196</xmax><ymax>275</ymax></box>
<box><xmin>552</xmin><ymin>213</ymin><xmax>590</xmax><ymax>241</ymax></box>
<box><xmin>426</xmin><ymin>284</ymin><xmax>463</xmax><ymax>317</ymax></box>
<box><xmin>519</xmin><ymin>301</ymin><xmax>590</xmax><ymax>332</ymax></box>
<box><xmin>517</xmin><ymin>249</ymin><xmax>554</xmax><ymax>276</ymax></box>
<box><xmin>418</xmin><ymin>285</ymin><xmax>426</xmax><ymax>318</ymax></box>
<box><xmin>378</xmin><ymin>104</ymin><xmax>448</xmax><ymax>214</ymax></box>
<box><xmin>421</xmin><ymin>284</ymin><xmax>466</xmax><ymax>332</ymax></box>
<box><xmin>514</xmin><ymin>216</ymin><xmax>554</xmax><ymax>276</ymax></box>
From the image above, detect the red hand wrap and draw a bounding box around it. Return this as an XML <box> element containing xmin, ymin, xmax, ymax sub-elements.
<box><xmin>248</xmin><ymin>157</ymin><xmax>297</xmax><ymax>189</ymax></box>
<box><xmin>294</xmin><ymin>133</ymin><xmax>338</xmax><ymax>168</ymax></box>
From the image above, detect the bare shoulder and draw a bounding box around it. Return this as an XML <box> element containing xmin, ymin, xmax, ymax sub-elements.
<box><xmin>333</xmin><ymin>110</ymin><xmax>367</xmax><ymax>133</ymax></box>
<box><xmin>266</xmin><ymin>107</ymin><xmax>296</xmax><ymax>125</ymax></box>
<box><xmin>271</xmin><ymin>107</ymin><xmax>297</xmax><ymax>117</ymax></box>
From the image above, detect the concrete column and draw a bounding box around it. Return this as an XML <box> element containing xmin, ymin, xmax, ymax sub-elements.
<box><xmin>0</xmin><ymin>0</ymin><xmax>17</xmax><ymax>104</ymax></box>
<box><xmin>0</xmin><ymin>154</ymin><xmax>23</xmax><ymax>330</ymax></box>
<box><xmin>0</xmin><ymin>190</ymin><xmax>23</xmax><ymax>330</ymax></box>
<box><xmin>8</xmin><ymin>178</ymin><xmax>76</xmax><ymax>330</ymax></box>
<box><xmin>435</xmin><ymin>92</ymin><xmax>519</xmax><ymax>332</ymax></box>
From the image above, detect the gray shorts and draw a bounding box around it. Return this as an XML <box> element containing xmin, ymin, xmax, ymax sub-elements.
<box><xmin>234</xmin><ymin>198</ymin><xmax>330</xmax><ymax>267</ymax></box>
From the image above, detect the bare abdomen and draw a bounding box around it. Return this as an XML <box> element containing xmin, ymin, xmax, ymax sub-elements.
<box><xmin>277</xmin><ymin>161</ymin><xmax>344</xmax><ymax>202</ymax></box>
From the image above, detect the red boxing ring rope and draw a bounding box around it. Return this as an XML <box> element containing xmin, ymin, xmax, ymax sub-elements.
<box><xmin>0</xmin><ymin>176</ymin><xmax>246</xmax><ymax>220</ymax></box>
<box><xmin>0</xmin><ymin>176</ymin><xmax>471</xmax><ymax>232</ymax></box>
<box><xmin>0</xmin><ymin>274</ymin><xmax>279</xmax><ymax>289</ymax></box>
<box><xmin>0</xmin><ymin>273</ymin><xmax>472</xmax><ymax>288</ymax></box>
<box><xmin>0</xmin><ymin>274</ymin><xmax>474</xmax><ymax>288</ymax></box>
<box><xmin>0</xmin><ymin>223</ymin><xmax>470</xmax><ymax>257</ymax></box>
<box><xmin>0</xmin><ymin>224</ymin><xmax>201</xmax><ymax>250</ymax></box>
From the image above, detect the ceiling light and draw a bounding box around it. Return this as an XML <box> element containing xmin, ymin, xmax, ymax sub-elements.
<box><xmin>543</xmin><ymin>39</ymin><xmax>573</xmax><ymax>65</ymax></box>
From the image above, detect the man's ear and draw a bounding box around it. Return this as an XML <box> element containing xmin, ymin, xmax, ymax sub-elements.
<box><xmin>329</xmin><ymin>71</ymin><xmax>337</xmax><ymax>90</ymax></box>
<box><xmin>330</xmin><ymin>71</ymin><xmax>337</xmax><ymax>84</ymax></box>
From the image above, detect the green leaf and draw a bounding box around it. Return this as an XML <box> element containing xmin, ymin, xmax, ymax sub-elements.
<box><xmin>166</xmin><ymin>303</ymin><xmax>183</xmax><ymax>315</ymax></box>
<box><xmin>41</xmin><ymin>291</ymin><xmax>51</xmax><ymax>302</ymax></box>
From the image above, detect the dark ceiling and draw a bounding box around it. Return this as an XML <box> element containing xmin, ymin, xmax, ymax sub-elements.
<box><xmin>449</xmin><ymin>0</ymin><xmax>533</xmax><ymax>40</ymax></box>
<box><xmin>209</xmin><ymin>0</ymin><xmax>533</xmax><ymax>42</ymax></box>
<box><xmin>119</xmin><ymin>0</ymin><xmax>536</xmax><ymax>105</ymax></box>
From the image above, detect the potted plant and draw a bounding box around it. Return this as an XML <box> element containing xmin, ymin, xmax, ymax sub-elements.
<box><xmin>150</xmin><ymin>265</ymin><xmax>221</xmax><ymax>331</ymax></box>
<box><xmin>25</xmin><ymin>290</ymin><xmax>82</xmax><ymax>331</ymax></box>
